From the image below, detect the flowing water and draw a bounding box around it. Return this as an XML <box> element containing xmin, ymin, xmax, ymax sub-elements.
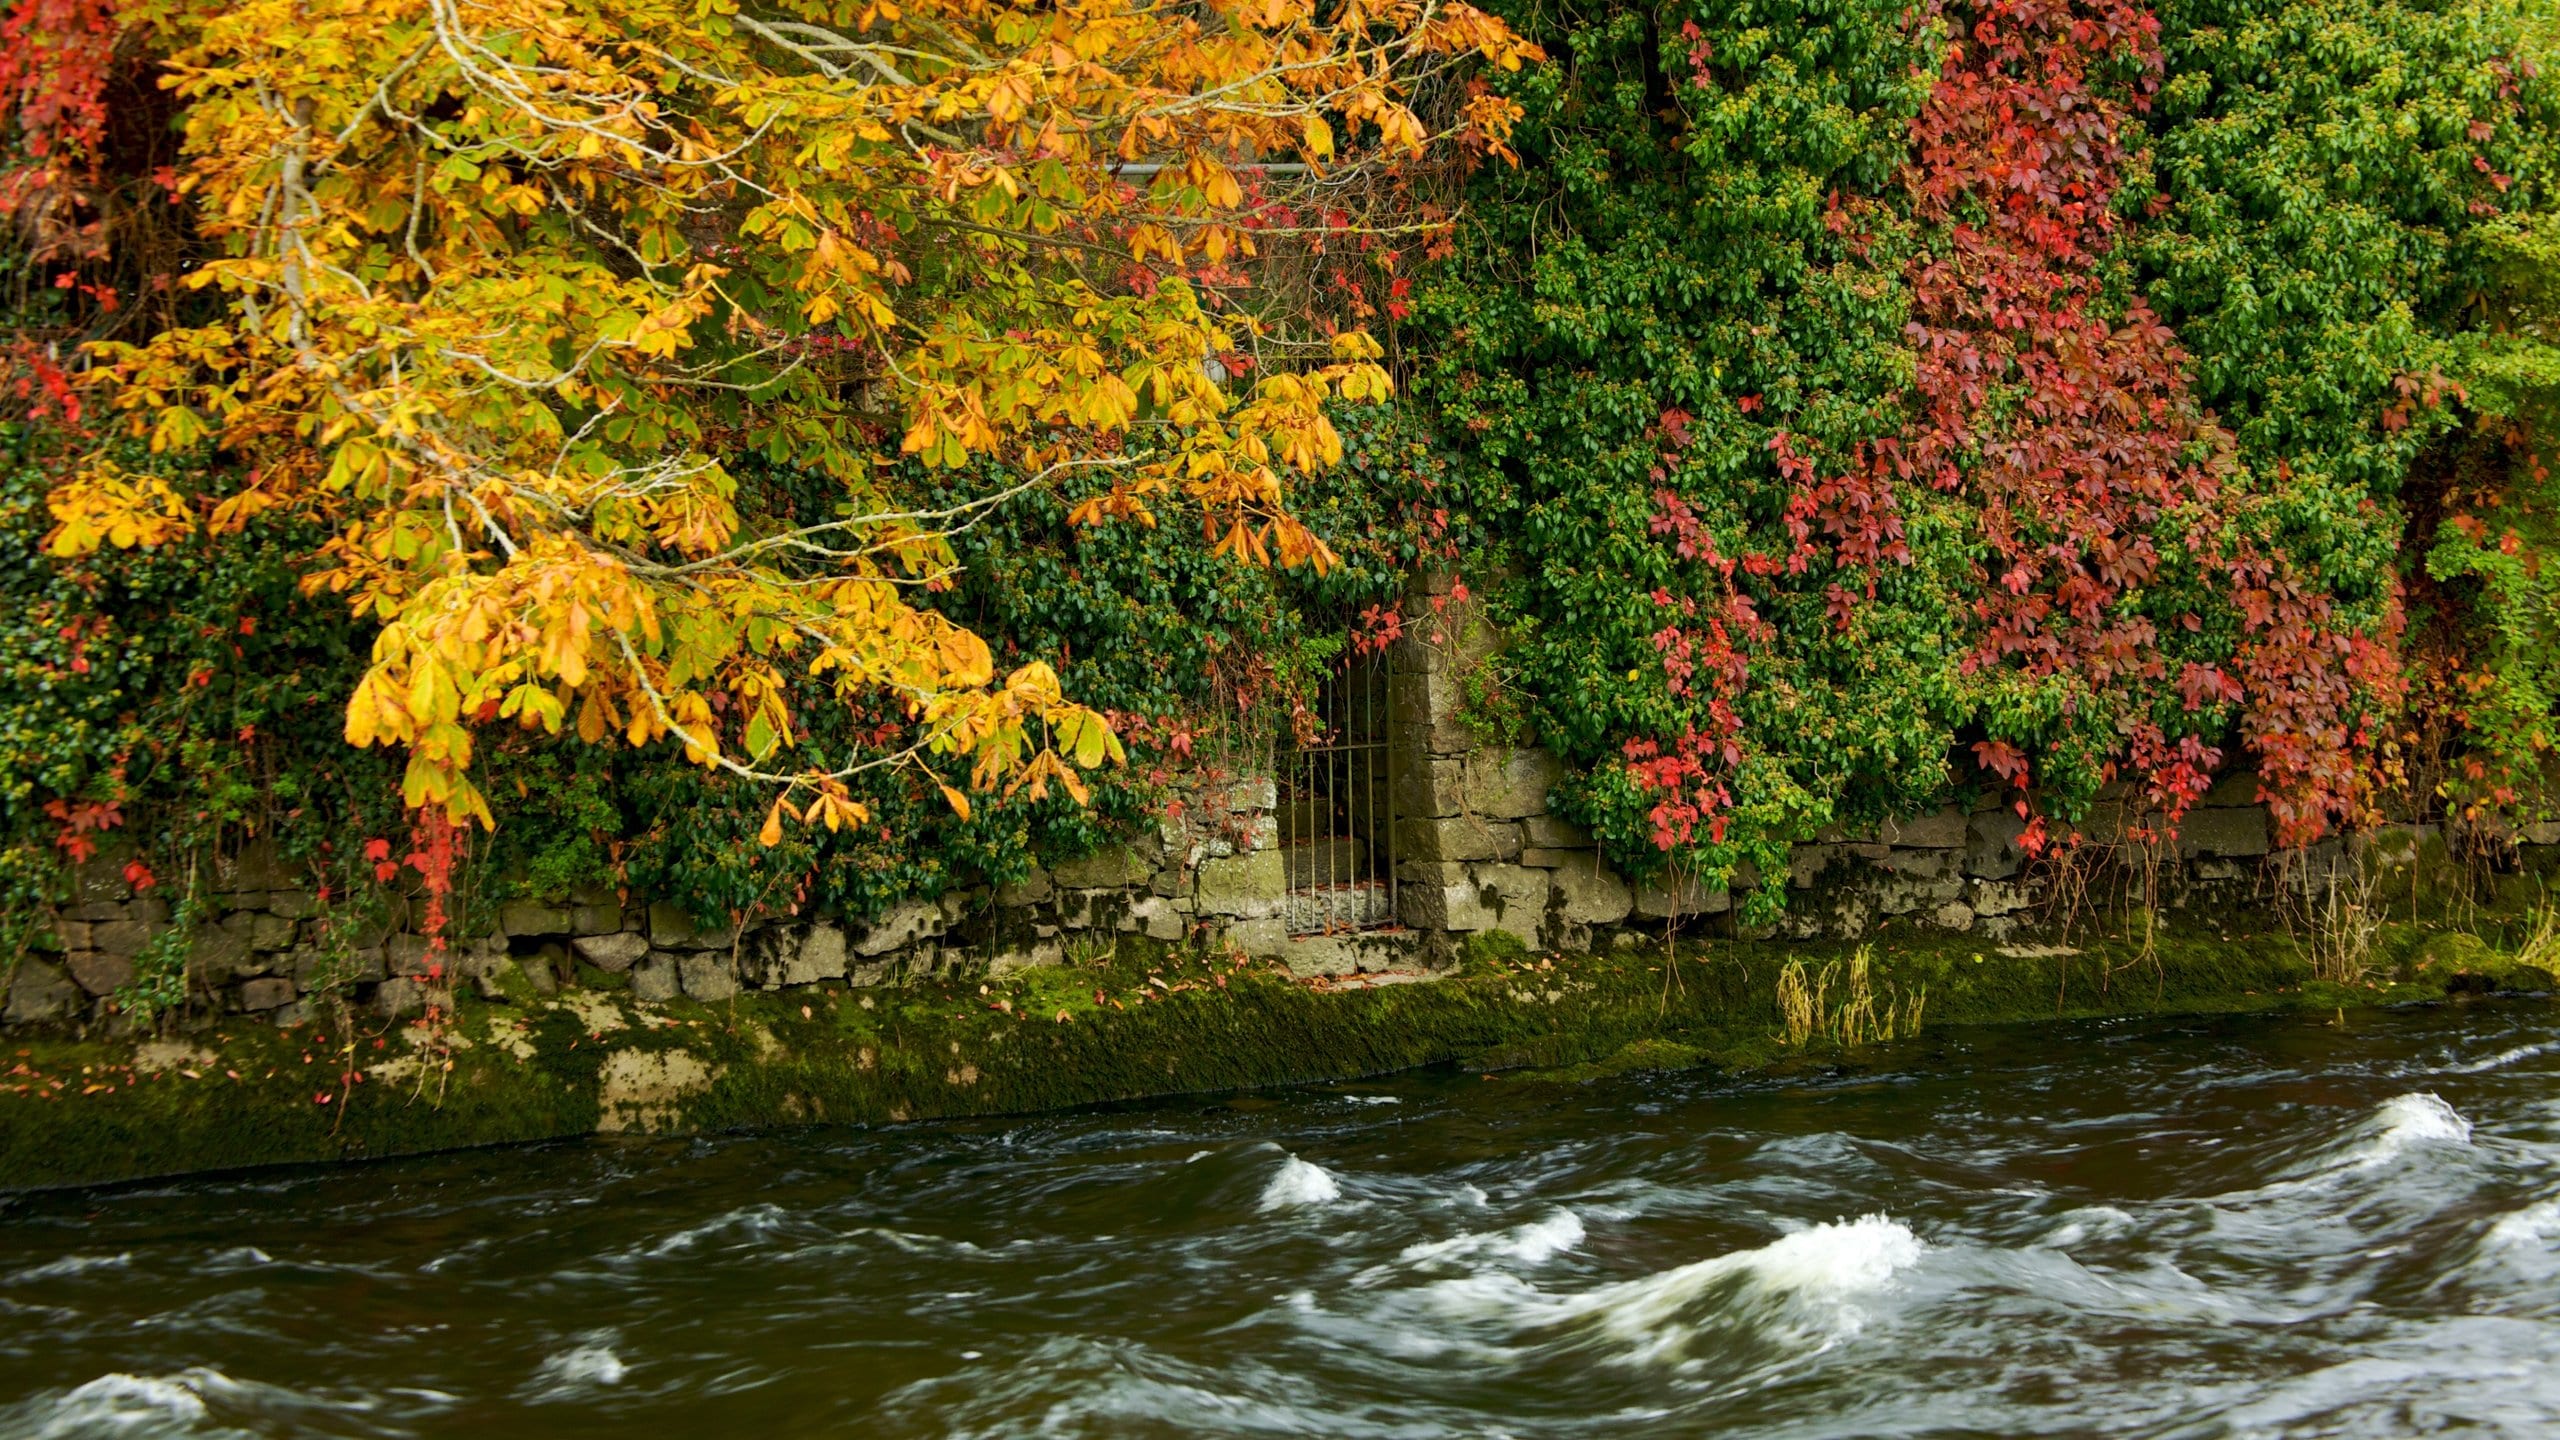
<box><xmin>3</xmin><ymin>1003</ymin><xmax>2559</xmax><ymax>1438</ymax></box>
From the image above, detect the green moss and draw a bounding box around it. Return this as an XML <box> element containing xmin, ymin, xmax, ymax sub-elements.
<box><xmin>1</xmin><ymin>921</ymin><xmax>2551</xmax><ymax>1192</ymax></box>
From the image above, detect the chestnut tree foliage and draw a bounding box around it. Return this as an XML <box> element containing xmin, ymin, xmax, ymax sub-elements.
<box><xmin>27</xmin><ymin>0</ymin><xmax>1537</xmax><ymax>835</ymax></box>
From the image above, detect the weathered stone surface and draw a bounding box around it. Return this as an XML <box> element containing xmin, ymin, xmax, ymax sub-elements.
<box><xmin>1930</xmin><ymin>901</ymin><xmax>1976</xmax><ymax>932</ymax></box>
<box><xmin>1881</xmin><ymin>808</ymin><xmax>1967</xmax><ymax>849</ymax></box>
<box><xmin>1875</xmin><ymin>847</ymin><xmax>1956</xmax><ymax>880</ymax></box>
<box><xmin>1224</xmin><ymin>918</ymin><xmax>1289</xmax><ymax>955</ymax></box>
<box><xmin>1392</xmin><ymin>757</ymin><xmax>1467</xmax><ymax>819</ymax></box>
<box><xmin>596</xmin><ymin>1050</ymin><xmax>717</xmax><ymax>1134</ymax></box>
<box><xmin>570</xmin><ymin>903</ymin><xmax>622</xmax><ymax>936</ymax></box>
<box><xmin>2527</xmin><ymin>822</ymin><xmax>2560</xmax><ymax>847</ymax></box>
<box><xmin>65</xmin><ymin>952</ymin><xmax>132</xmax><ymax>996</ymax></box>
<box><xmin>1965</xmin><ymin>810</ymin><xmax>2029</xmax><ymax>880</ymax></box>
<box><xmin>630</xmin><ymin>953</ymin><xmax>680</xmax><ymax>1003</ymax></box>
<box><xmin>1633</xmin><ymin>873</ymin><xmax>1731</xmax><ymax>918</ymax></box>
<box><xmin>238</xmin><ymin>977</ymin><xmax>296</xmax><ymax>1010</ymax></box>
<box><xmin>1388</xmin><ymin>671</ymin><xmax>1478</xmax><ymax>755</ymax></box>
<box><xmin>572</xmin><ymin>931</ymin><xmax>649</xmax><ymax>972</ymax></box>
<box><xmin>644</xmin><ymin>901</ymin><xmax>737</xmax><ymax>951</ymax></box>
<box><xmin>374</xmin><ymin>977</ymin><xmax>435</xmax><ymax>1017</ymax></box>
<box><xmin>386</xmin><ymin>934</ymin><xmax>439</xmax><ymax>977</ymax></box>
<box><xmin>1522</xmin><ymin>813</ymin><xmax>1591</xmax><ymax>849</ymax></box>
<box><xmin>500</xmin><ymin>901</ymin><xmax>575</xmax><ymax>937</ymax></box>
<box><xmin>217</xmin><ymin>839</ymin><xmax>291</xmax><ymax>891</ymax></box>
<box><xmin>1229</xmin><ymin>777</ymin><xmax>1278</xmax><ymax>811</ymax></box>
<box><xmin>1394</xmin><ymin>816</ymin><xmax>1522</xmax><ymax>863</ymax></box>
<box><xmin>1789</xmin><ymin>844</ymin><xmax>1837</xmax><ymax>890</ymax></box>
<box><xmin>5</xmin><ymin>959</ymin><xmax>79</xmax><ymax>1023</ymax></box>
<box><xmin>2201</xmin><ymin>770</ymin><xmax>2262</xmax><ymax>808</ymax></box>
<box><xmin>1517</xmin><ymin>847</ymin><xmax>1588</xmax><ymax>869</ymax></box>
<box><xmin>678</xmin><ymin>952</ymin><xmax>739</xmax><ymax>1001</ymax></box>
<box><xmin>2180</xmin><ymin>807</ymin><xmax>2271</xmax><ymax>859</ymax></box>
<box><xmin>1548</xmin><ymin>854</ymin><xmax>1632</xmax><ymax>927</ymax></box>
<box><xmin>190</xmin><ymin>922</ymin><xmax>259</xmax><ymax>981</ymax></box>
<box><xmin>1466</xmin><ymin>749</ymin><xmax>1565</xmax><ymax>821</ymax></box>
<box><xmin>266</xmin><ymin>890</ymin><xmax>320</xmax><ymax>920</ymax></box>
<box><xmin>1053</xmin><ymin>845</ymin><xmax>1153</xmax><ymax>890</ymax></box>
<box><xmin>1195</xmin><ymin>851</ymin><xmax>1286</xmax><ymax>917</ymax></box>
<box><xmin>1397</xmin><ymin>875</ymin><xmax>1495</xmax><ymax>931</ymax></box>
<box><xmin>1470</xmin><ymin>864</ymin><xmax>1552</xmax><ymax>946</ymax></box>
<box><xmin>852</xmin><ymin>901</ymin><xmax>944</xmax><ymax>957</ymax></box>
<box><xmin>995</xmin><ymin>868</ymin><xmax>1054</xmax><ymax>907</ymax></box>
<box><xmin>1872</xmin><ymin>871</ymin><xmax>1965</xmax><ymax>915</ymax></box>
<box><xmin>1971</xmin><ymin>879</ymin><xmax>2034</xmax><ymax>917</ymax></box>
<box><xmin>1121</xmin><ymin>896</ymin><xmax>1187</xmax><ymax>942</ymax></box>
<box><xmin>89</xmin><ymin>919</ymin><xmax>157</xmax><ymax>958</ymax></box>
<box><xmin>987</xmin><ymin>939</ymin><xmax>1065</xmax><ymax>977</ymax></box>
<box><xmin>1280</xmin><ymin>885</ymin><xmax>1395</xmax><ymax>933</ymax></box>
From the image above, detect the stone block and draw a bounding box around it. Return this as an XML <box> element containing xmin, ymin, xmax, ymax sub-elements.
<box><xmin>65</xmin><ymin>952</ymin><xmax>131</xmax><ymax>996</ymax></box>
<box><xmin>1229</xmin><ymin>777</ymin><xmax>1278</xmax><ymax>811</ymax></box>
<box><xmin>386</xmin><ymin>934</ymin><xmax>440</xmax><ymax>977</ymax></box>
<box><xmin>1522</xmin><ymin>814</ymin><xmax>1591</xmax><ymax>849</ymax></box>
<box><xmin>1633</xmin><ymin>873</ymin><xmax>1731</xmax><ymax>918</ymax></box>
<box><xmin>1548</xmin><ymin>854</ymin><xmax>1632</xmax><ymax>927</ymax></box>
<box><xmin>1388</xmin><ymin>671</ymin><xmax>1478</xmax><ymax>755</ymax></box>
<box><xmin>1398</xmin><ymin>875</ymin><xmax>1496</xmax><ymax>932</ymax></box>
<box><xmin>6</xmin><ymin>959</ymin><xmax>79</xmax><ymax>1023</ymax></box>
<box><xmin>988</xmin><ymin>940</ymin><xmax>1065</xmax><ymax>977</ymax></box>
<box><xmin>1965</xmin><ymin>810</ymin><xmax>2028</xmax><ymax>880</ymax></box>
<box><xmin>2526</xmin><ymin>822</ymin><xmax>2560</xmax><ymax>847</ymax></box>
<box><xmin>679</xmin><ymin>952</ymin><xmax>739</xmax><ymax>1001</ymax></box>
<box><xmin>373</xmin><ymin>977</ymin><xmax>435</xmax><ymax>1017</ymax></box>
<box><xmin>242</xmin><ymin>911</ymin><xmax>295</xmax><ymax>952</ymax></box>
<box><xmin>1881</xmin><ymin>809</ymin><xmax>1967</xmax><ymax>849</ymax></box>
<box><xmin>1971</xmin><ymin>879</ymin><xmax>2034</xmax><ymax>917</ymax></box>
<box><xmin>91</xmin><ymin>919</ymin><xmax>159</xmax><ymax>959</ymax></box>
<box><xmin>1518</xmin><ymin>847</ymin><xmax>1587</xmax><ymax>869</ymax></box>
<box><xmin>1471</xmin><ymin>863</ymin><xmax>1553</xmax><ymax>946</ymax></box>
<box><xmin>1876</xmin><ymin>847</ymin><xmax>1956</xmax><ymax>880</ymax></box>
<box><xmin>238</xmin><ymin>977</ymin><xmax>296</xmax><ymax>1010</ymax></box>
<box><xmin>1929</xmin><ymin>901</ymin><xmax>1976</xmax><ymax>932</ymax></box>
<box><xmin>1051</xmin><ymin>844</ymin><xmax>1154</xmax><ymax>890</ymax></box>
<box><xmin>852</xmin><ymin>902</ymin><xmax>944</xmax><ymax>957</ymax></box>
<box><xmin>1790</xmin><ymin>845</ymin><xmax>1837</xmax><ymax>890</ymax></box>
<box><xmin>1870</xmin><ymin>869</ymin><xmax>1965</xmax><ymax>914</ymax></box>
<box><xmin>631</xmin><ymin>952</ymin><xmax>680</xmax><ymax>1003</ymax></box>
<box><xmin>191</xmin><ymin>922</ymin><xmax>259</xmax><ymax>981</ymax></box>
<box><xmin>2180</xmin><ymin>807</ymin><xmax>2271</xmax><ymax>859</ymax></box>
<box><xmin>647</xmin><ymin>901</ymin><xmax>736</xmax><ymax>950</ymax></box>
<box><xmin>1393</xmin><ymin>757</ymin><xmax>1468</xmax><ymax>820</ymax></box>
<box><xmin>570</xmin><ymin>904</ymin><xmax>621</xmax><ymax>936</ymax></box>
<box><xmin>2201</xmin><ymin>770</ymin><xmax>2262</xmax><ymax>808</ymax></box>
<box><xmin>1121</xmin><ymin>896</ymin><xmax>1187</xmax><ymax>942</ymax></box>
<box><xmin>1282</xmin><ymin>839</ymin><xmax>1371</xmax><ymax>889</ymax></box>
<box><xmin>1394</xmin><ymin>816</ymin><xmax>1522</xmax><ymax>864</ymax></box>
<box><xmin>995</xmin><ymin>868</ymin><xmax>1054</xmax><ymax>907</ymax></box>
<box><xmin>499</xmin><ymin>901</ymin><xmax>574</xmax><ymax>937</ymax></box>
<box><xmin>1195</xmin><ymin>851</ymin><xmax>1286</xmax><ymax>918</ymax></box>
<box><xmin>1224</xmin><ymin>918</ymin><xmax>1289</xmax><ymax>955</ymax></box>
<box><xmin>572</xmin><ymin>932</ymin><xmax>649</xmax><ymax>973</ymax></box>
<box><xmin>1466</xmin><ymin>749</ymin><xmax>1564</xmax><ymax>821</ymax></box>
<box><xmin>267</xmin><ymin>890</ymin><xmax>320</xmax><ymax>920</ymax></box>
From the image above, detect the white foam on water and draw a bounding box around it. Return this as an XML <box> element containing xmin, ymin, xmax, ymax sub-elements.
<box><xmin>2348</xmin><ymin>1092</ymin><xmax>2473</xmax><ymax>1170</ymax></box>
<box><xmin>1258</xmin><ymin>1155</ymin><xmax>1342</xmax><ymax>1211</ymax></box>
<box><xmin>1398</xmin><ymin>1209</ymin><xmax>1587</xmax><ymax>1268</ymax></box>
<box><xmin>2489</xmin><ymin>1198</ymin><xmax>2560</xmax><ymax>1249</ymax></box>
<box><xmin>642</xmin><ymin>1201</ymin><xmax>793</xmax><ymax>1257</ymax></box>
<box><xmin>1568</xmin><ymin>1214</ymin><xmax>1924</xmax><ymax>1360</ymax></box>
<box><xmin>1346</xmin><ymin>1095</ymin><xmax>1401</xmax><ymax>1106</ymax></box>
<box><xmin>2445</xmin><ymin>1039</ymin><xmax>2560</xmax><ymax>1075</ymax></box>
<box><xmin>526</xmin><ymin>1333</ymin><xmax>627</xmax><ymax>1399</ymax></box>
<box><xmin>2036</xmin><ymin>1205</ymin><xmax>2137</xmax><ymax>1250</ymax></box>
<box><xmin>26</xmin><ymin>1370</ymin><xmax>232</xmax><ymax>1439</ymax></box>
<box><xmin>7</xmin><ymin>1252</ymin><xmax>132</xmax><ymax>1284</ymax></box>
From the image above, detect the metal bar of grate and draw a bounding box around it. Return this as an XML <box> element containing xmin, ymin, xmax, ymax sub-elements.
<box><xmin>1277</xmin><ymin>648</ymin><xmax>1397</xmax><ymax>936</ymax></box>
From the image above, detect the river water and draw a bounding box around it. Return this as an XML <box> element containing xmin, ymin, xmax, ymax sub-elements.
<box><xmin>2</xmin><ymin>1002</ymin><xmax>2557</xmax><ymax>1438</ymax></box>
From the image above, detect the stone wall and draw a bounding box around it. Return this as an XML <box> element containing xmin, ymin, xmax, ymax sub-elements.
<box><xmin>2</xmin><ymin>591</ymin><xmax>2534</xmax><ymax>1032</ymax></box>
